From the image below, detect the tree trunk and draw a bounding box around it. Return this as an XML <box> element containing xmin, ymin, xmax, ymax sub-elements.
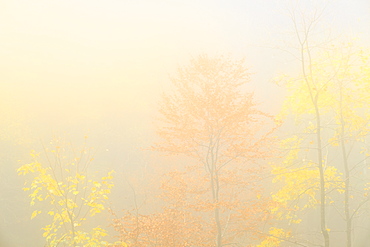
<box><xmin>339</xmin><ymin>80</ymin><xmax>352</xmax><ymax>247</ymax></box>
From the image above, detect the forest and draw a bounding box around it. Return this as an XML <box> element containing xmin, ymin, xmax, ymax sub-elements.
<box><xmin>1</xmin><ymin>0</ymin><xmax>370</xmax><ymax>247</ymax></box>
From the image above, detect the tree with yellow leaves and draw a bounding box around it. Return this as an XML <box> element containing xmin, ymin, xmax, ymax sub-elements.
<box><xmin>270</xmin><ymin>4</ymin><xmax>339</xmax><ymax>246</ymax></box>
<box><xmin>272</xmin><ymin>3</ymin><xmax>370</xmax><ymax>246</ymax></box>
<box><xmin>17</xmin><ymin>137</ymin><xmax>116</xmax><ymax>247</ymax></box>
<box><xmin>324</xmin><ymin>43</ymin><xmax>370</xmax><ymax>247</ymax></box>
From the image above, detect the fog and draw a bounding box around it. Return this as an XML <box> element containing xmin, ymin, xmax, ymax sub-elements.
<box><xmin>1</xmin><ymin>0</ymin><xmax>370</xmax><ymax>246</ymax></box>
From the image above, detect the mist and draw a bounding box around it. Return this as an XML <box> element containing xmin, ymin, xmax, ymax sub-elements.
<box><xmin>1</xmin><ymin>0</ymin><xmax>370</xmax><ymax>246</ymax></box>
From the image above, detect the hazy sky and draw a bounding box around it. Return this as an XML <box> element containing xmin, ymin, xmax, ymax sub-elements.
<box><xmin>0</xmin><ymin>0</ymin><xmax>369</xmax><ymax>141</ymax></box>
<box><xmin>0</xmin><ymin>1</ymin><xmax>369</xmax><ymax>245</ymax></box>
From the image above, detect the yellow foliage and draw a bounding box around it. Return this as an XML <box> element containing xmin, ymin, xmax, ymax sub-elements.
<box><xmin>272</xmin><ymin>43</ymin><xmax>370</xmax><ymax>245</ymax></box>
<box><xmin>31</xmin><ymin>210</ymin><xmax>41</xmax><ymax>219</ymax></box>
<box><xmin>18</xmin><ymin>141</ymin><xmax>116</xmax><ymax>246</ymax></box>
<box><xmin>256</xmin><ymin>227</ymin><xmax>291</xmax><ymax>247</ymax></box>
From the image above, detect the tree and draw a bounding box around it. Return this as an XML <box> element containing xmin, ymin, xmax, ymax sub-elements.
<box><xmin>110</xmin><ymin>169</ymin><xmax>210</xmax><ymax>247</ymax></box>
<box><xmin>270</xmin><ymin>4</ymin><xmax>339</xmax><ymax>246</ymax></box>
<box><xmin>274</xmin><ymin>42</ymin><xmax>370</xmax><ymax>247</ymax></box>
<box><xmin>110</xmin><ymin>171</ymin><xmax>209</xmax><ymax>247</ymax></box>
<box><xmin>17</xmin><ymin>137</ymin><xmax>116</xmax><ymax>247</ymax></box>
<box><xmin>324</xmin><ymin>43</ymin><xmax>370</xmax><ymax>247</ymax></box>
<box><xmin>272</xmin><ymin>3</ymin><xmax>370</xmax><ymax>246</ymax></box>
<box><xmin>154</xmin><ymin>54</ymin><xmax>278</xmax><ymax>246</ymax></box>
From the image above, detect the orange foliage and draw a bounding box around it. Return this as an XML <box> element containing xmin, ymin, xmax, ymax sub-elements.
<box><xmin>112</xmin><ymin>55</ymin><xmax>279</xmax><ymax>246</ymax></box>
<box><xmin>111</xmin><ymin>205</ymin><xmax>210</xmax><ymax>247</ymax></box>
<box><xmin>156</xmin><ymin>55</ymin><xmax>276</xmax><ymax>161</ymax></box>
